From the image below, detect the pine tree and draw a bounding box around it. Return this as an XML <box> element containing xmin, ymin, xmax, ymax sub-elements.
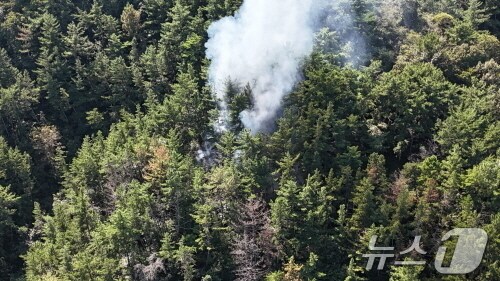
<box><xmin>367</xmin><ymin>63</ymin><xmax>456</xmax><ymax>156</ymax></box>
<box><xmin>63</xmin><ymin>22</ymin><xmax>94</xmax><ymax>60</ymax></box>
<box><xmin>349</xmin><ymin>154</ymin><xmax>388</xmax><ymax>232</ymax></box>
<box><xmin>192</xmin><ymin>162</ymin><xmax>246</xmax><ymax>280</ymax></box>
<box><xmin>0</xmin><ymin>71</ymin><xmax>39</xmax><ymax>145</ymax></box>
<box><xmin>35</xmin><ymin>13</ymin><xmax>70</xmax><ymax>120</ymax></box>
<box><xmin>274</xmin><ymin>153</ymin><xmax>301</xmax><ymax>187</ymax></box>
<box><xmin>0</xmin><ymin>48</ymin><xmax>18</xmax><ymax>87</ymax></box>
<box><xmin>141</xmin><ymin>0</ymin><xmax>171</xmax><ymax>40</ymax></box>
<box><xmin>0</xmin><ymin>137</ymin><xmax>34</xmax><ymax>222</ymax></box>
<box><xmin>159</xmin><ymin>0</ymin><xmax>193</xmax><ymax>81</ymax></box>
<box><xmin>387</xmin><ymin>172</ymin><xmax>415</xmax><ymax>249</ymax></box>
<box><xmin>96</xmin><ymin>181</ymin><xmax>155</xmax><ymax>272</ymax></box>
<box><xmin>162</xmin><ymin>66</ymin><xmax>213</xmax><ymax>141</ymax></box>
<box><xmin>120</xmin><ymin>3</ymin><xmax>141</xmax><ymax>39</ymax></box>
<box><xmin>175</xmin><ymin>237</ymin><xmax>197</xmax><ymax>281</ymax></box>
<box><xmin>462</xmin><ymin>0</ymin><xmax>490</xmax><ymax>28</ymax></box>
<box><xmin>78</xmin><ymin>0</ymin><xmax>119</xmax><ymax>42</ymax></box>
<box><xmin>144</xmin><ymin>131</ymin><xmax>197</xmax><ymax>236</ymax></box>
<box><xmin>24</xmin><ymin>185</ymin><xmax>101</xmax><ymax>280</ymax></box>
<box><xmin>0</xmin><ymin>184</ymin><xmax>20</xmax><ymax>278</ymax></box>
<box><xmin>204</xmin><ymin>0</ymin><xmax>226</xmax><ymax>21</ymax></box>
<box><xmin>479</xmin><ymin>213</ymin><xmax>500</xmax><ymax>280</ymax></box>
<box><xmin>389</xmin><ymin>262</ymin><xmax>423</xmax><ymax>281</ymax></box>
<box><xmin>271</xmin><ymin>180</ymin><xmax>302</xmax><ymax>257</ymax></box>
<box><xmin>344</xmin><ymin>258</ymin><xmax>366</xmax><ymax>281</ymax></box>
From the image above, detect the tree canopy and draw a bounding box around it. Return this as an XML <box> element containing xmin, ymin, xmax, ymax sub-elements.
<box><xmin>0</xmin><ymin>0</ymin><xmax>498</xmax><ymax>280</ymax></box>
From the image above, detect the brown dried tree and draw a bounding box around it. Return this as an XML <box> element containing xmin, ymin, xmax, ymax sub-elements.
<box><xmin>231</xmin><ymin>197</ymin><xmax>277</xmax><ymax>281</ymax></box>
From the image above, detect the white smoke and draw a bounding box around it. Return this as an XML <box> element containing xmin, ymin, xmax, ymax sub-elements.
<box><xmin>206</xmin><ymin>0</ymin><xmax>370</xmax><ymax>133</ymax></box>
<box><xmin>206</xmin><ymin>0</ymin><xmax>328</xmax><ymax>133</ymax></box>
<box><xmin>323</xmin><ymin>0</ymin><xmax>369</xmax><ymax>67</ymax></box>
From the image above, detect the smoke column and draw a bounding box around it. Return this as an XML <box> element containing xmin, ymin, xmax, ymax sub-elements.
<box><xmin>206</xmin><ymin>0</ymin><xmax>326</xmax><ymax>133</ymax></box>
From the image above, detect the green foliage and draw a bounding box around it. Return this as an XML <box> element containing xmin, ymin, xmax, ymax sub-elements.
<box><xmin>0</xmin><ymin>184</ymin><xmax>21</xmax><ymax>278</ymax></box>
<box><xmin>436</xmin><ymin>86</ymin><xmax>499</xmax><ymax>165</ymax></box>
<box><xmin>389</xmin><ymin>262</ymin><xmax>423</xmax><ymax>281</ymax></box>
<box><xmin>161</xmin><ymin>66</ymin><xmax>214</xmax><ymax>141</ymax></box>
<box><xmin>0</xmin><ymin>0</ymin><xmax>496</xmax><ymax>279</ymax></box>
<box><xmin>366</xmin><ymin>62</ymin><xmax>456</xmax><ymax>156</ymax></box>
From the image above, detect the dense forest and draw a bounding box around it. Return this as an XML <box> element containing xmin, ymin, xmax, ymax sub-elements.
<box><xmin>0</xmin><ymin>0</ymin><xmax>499</xmax><ymax>280</ymax></box>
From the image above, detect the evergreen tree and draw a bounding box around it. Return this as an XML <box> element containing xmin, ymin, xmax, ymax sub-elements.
<box><xmin>0</xmin><ymin>184</ymin><xmax>20</xmax><ymax>278</ymax></box>
<box><xmin>366</xmin><ymin>63</ymin><xmax>456</xmax><ymax>156</ymax></box>
<box><xmin>159</xmin><ymin>0</ymin><xmax>193</xmax><ymax>81</ymax></box>
<box><xmin>0</xmin><ymin>0</ymin><xmax>497</xmax><ymax>279</ymax></box>
<box><xmin>161</xmin><ymin>66</ymin><xmax>213</xmax><ymax>142</ymax></box>
<box><xmin>349</xmin><ymin>153</ymin><xmax>389</xmax><ymax>232</ymax></box>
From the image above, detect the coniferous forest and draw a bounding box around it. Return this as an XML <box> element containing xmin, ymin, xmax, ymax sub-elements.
<box><xmin>0</xmin><ymin>0</ymin><xmax>499</xmax><ymax>280</ymax></box>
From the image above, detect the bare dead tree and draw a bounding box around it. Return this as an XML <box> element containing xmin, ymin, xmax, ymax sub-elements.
<box><xmin>133</xmin><ymin>253</ymin><xmax>166</xmax><ymax>281</ymax></box>
<box><xmin>231</xmin><ymin>197</ymin><xmax>277</xmax><ymax>281</ymax></box>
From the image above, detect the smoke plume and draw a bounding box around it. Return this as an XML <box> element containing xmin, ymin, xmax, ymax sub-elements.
<box><xmin>206</xmin><ymin>0</ymin><xmax>329</xmax><ymax>132</ymax></box>
<box><xmin>206</xmin><ymin>0</ymin><xmax>367</xmax><ymax>133</ymax></box>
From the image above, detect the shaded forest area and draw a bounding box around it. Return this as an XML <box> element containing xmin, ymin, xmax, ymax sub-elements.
<box><xmin>0</xmin><ymin>0</ymin><xmax>499</xmax><ymax>280</ymax></box>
